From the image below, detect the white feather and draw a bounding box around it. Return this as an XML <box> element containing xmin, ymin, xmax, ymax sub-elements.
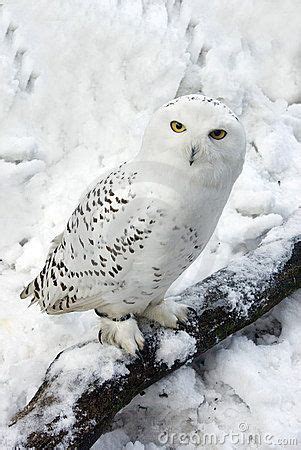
<box><xmin>24</xmin><ymin>95</ymin><xmax>246</xmax><ymax>319</ymax></box>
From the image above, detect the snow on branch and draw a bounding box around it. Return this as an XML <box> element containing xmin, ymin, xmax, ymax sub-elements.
<box><xmin>10</xmin><ymin>211</ymin><xmax>301</xmax><ymax>449</ymax></box>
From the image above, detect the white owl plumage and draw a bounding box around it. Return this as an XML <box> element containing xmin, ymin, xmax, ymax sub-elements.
<box><xmin>21</xmin><ymin>94</ymin><xmax>246</xmax><ymax>354</ymax></box>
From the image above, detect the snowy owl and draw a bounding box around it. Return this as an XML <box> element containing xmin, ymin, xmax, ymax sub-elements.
<box><xmin>21</xmin><ymin>94</ymin><xmax>246</xmax><ymax>354</ymax></box>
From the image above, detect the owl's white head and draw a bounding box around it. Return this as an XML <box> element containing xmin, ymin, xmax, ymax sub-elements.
<box><xmin>140</xmin><ymin>94</ymin><xmax>246</xmax><ymax>185</ymax></box>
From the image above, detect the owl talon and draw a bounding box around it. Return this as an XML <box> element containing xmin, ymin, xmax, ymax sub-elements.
<box><xmin>177</xmin><ymin>318</ymin><xmax>188</xmax><ymax>328</ymax></box>
<box><xmin>97</xmin><ymin>315</ymin><xmax>144</xmax><ymax>355</ymax></box>
<box><xmin>142</xmin><ymin>297</ymin><xmax>190</xmax><ymax>329</ymax></box>
<box><xmin>135</xmin><ymin>349</ymin><xmax>144</xmax><ymax>361</ymax></box>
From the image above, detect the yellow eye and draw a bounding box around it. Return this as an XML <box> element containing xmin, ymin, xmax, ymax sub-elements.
<box><xmin>170</xmin><ymin>121</ymin><xmax>186</xmax><ymax>133</ymax></box>
<box><xmin>209</xmin><ymin>129</ymin><xmax>227</xmax><ymax>140</ymax></box>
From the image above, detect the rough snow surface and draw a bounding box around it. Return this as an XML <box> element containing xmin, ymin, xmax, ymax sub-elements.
<box><xmin>13</xmin><ymin>341</ymin><xmax>130</xmax><ymax>441</ymax></box>
<box><xmin>1</xmin><ymin>0</ymin><xmax>301</xmax><ymax>448</ymax></box>
<box><xmin>156</xmin><ymin>330</ymin><xmax>196</xmax><ymax>368</ymax></box>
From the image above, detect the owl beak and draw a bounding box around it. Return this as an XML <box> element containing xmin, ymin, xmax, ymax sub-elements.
<box><xmin>189</xmin><ymin>146</ymin><xmax>198</xmax><ymax>166</ymax></box>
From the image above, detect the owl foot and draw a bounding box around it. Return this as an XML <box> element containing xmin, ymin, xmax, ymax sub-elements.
<box><xmin>142</xmin><ymin>297</ymin><xmax>190</xmax><ymax>329</ymax></box>
<box><xmin>98</xmin><ymin>314</ymin><xmax>145</xmax><ymax>355</ymax></box>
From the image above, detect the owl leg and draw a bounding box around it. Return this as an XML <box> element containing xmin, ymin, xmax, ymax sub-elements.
<box><xmin>141</xmin><ymin>297</ymin><xmax>191</xmax><ymax>328</ymax></box>
<box><xmin>95</xmin><ymin>311</ymin><xmax>145</xmax><ymax>355</ymax></box>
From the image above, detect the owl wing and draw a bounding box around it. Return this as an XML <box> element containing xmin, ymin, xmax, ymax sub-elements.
<box><xmin>21</xmin><ymin>163</ymin><xmax>164</xmax><ymax>314</ymax></box>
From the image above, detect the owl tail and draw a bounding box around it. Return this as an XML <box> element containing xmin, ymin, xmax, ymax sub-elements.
<box><xmin>20</xmin><ymin>280</ymin><xmax>34</xmax><ymax>299</ymax></box>
<box><xmin>20</xmin><ymin>280</ymin><xmax>39</xmax><ymax>307</ymax></box>
<box><xmin>20</xmin><ymin>233</ymin><xmax>63</xmax><ymax>303</ymax></box>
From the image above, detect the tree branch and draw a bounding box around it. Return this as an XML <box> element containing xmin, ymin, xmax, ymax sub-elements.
<box><xmin>10</xmin><ymin>212</ymin><xmax>301</xmax><ymax>449</ymax></box>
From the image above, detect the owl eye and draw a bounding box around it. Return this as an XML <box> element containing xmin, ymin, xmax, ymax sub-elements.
<box><xmin>170</xmin><ymin>121</ymin><xmax>186</xmax><ymax>133</ymax></box>
<box><xmin>209</xmin><ymin>129</ymin><xmax>227</xmax><ymax>140</ymax></box>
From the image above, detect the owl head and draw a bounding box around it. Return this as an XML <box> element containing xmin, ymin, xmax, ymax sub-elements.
<box><xmin>140</xmin><ymin>94</ymin><xmax>246</xmax><ymax>184</ymax></box>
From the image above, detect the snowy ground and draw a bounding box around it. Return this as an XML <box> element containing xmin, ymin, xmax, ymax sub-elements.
<box><xmin>1</xmin><ymin>0</ymin><xmax>301</xmax><ymax>448</ymax></box>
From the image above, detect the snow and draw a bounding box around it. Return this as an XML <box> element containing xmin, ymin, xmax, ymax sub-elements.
<box><xmin>1</xmin><ymin>0</ymin><xmax>301</xmax><ymax>448</ymax></box>
<box><xmin>156</xmin><ymin>330</ymin><xmax>196</xmax><ymax>368</ymax></box>
<box><xmin>12</xmin><ymin>340</ymin><xmax>131</xmax><ymax>443</ymax></box>
<box><xmin>179</xmin><ymin>209</ymin><xmax>300</xmax><ymax>320</ymax></box>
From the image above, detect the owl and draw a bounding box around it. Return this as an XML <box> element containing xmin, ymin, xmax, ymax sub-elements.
<box><xmin>21</xmin><ymin>95</ymin><xmax>246</xmax><ymax>354</ymax></box>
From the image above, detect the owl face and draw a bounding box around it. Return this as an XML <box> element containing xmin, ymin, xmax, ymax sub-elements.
<box><xmin>141</xmin><ymin>94</ymin><xmax>246</xmax><ymax>177</ymax></box>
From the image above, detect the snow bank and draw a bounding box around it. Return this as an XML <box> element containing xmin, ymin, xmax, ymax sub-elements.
<box><xmin>1</xmin><ymin>0</ymin><xmax>301</xmax><ymax>448</ymax></box>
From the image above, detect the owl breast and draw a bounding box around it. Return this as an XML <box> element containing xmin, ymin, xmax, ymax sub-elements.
<box><xmin>96</xmin><ymin>179</ymin><xmax>229</xmax><ymax>316</ymax></box>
